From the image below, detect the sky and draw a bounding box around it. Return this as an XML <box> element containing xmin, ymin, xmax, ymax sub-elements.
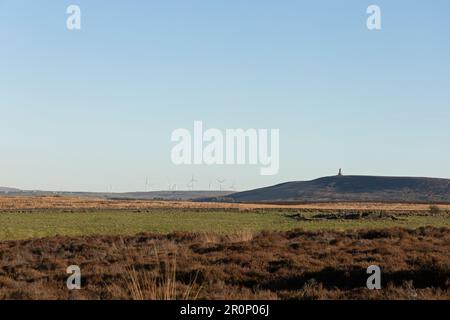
<box><xmin>0</xmin><ymin>0</ymin><xmax>449</xmax><ymax>192</ymax></box>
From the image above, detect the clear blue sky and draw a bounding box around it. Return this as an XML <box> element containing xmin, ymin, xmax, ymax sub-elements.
<box><xmin>1</xmin><ymin>0</ymin><xmax>449</xmax><ymax>192</ymax></box>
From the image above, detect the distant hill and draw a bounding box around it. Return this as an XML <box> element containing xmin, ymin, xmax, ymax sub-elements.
<box><xmin>205</xmin><ymin>175</ymin><xmax>450</xmax><ymax>203</ymax></box>
<box><xmin>102</xmin><ymin>191</ymin><xmax>233</xmax><ymax>201</ymax></box>
<box><xmin>0</xmin><ymin>189</ymin><xmax>232</xmax><ymax>201</ymax></box>
<box><xmin>0</xmin><ymin>187</ymin><xmax>21</xmax><ymax>193</ymax></box>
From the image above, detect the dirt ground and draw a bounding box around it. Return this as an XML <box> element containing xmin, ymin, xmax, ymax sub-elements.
<box><xmin>0</xmin><ymin>227</ymin><xmax>448</xmax><ymax>300</ymax></box>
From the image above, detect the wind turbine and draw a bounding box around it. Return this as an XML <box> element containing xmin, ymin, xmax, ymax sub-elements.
<box><xmin>145</xmin><ymin>177</ymin><xmax>154</xmax><ymax>192</ymax></box>
<box><xmin>166</xmin><ymin>177</ymin><xmax>174</xmax><ymax>191</ymax></box>
<box><xmin>229</xmin><ymin>180</ymin><xmax>236</xmax><ymax>191</ymax></box>
<box><xmin>188</xmin><ymin>174</ymin><xmax>198</xmax><ymax>191</ymax></box>
<box><xmin>167</xmin><ymin>183</ymin><xmax>177</xmax><ymax>191</ymax></box>
<box><xmin>216</xmin><ymin>178</ymin><xmax>226</xmax><ymax>191</ymax></box>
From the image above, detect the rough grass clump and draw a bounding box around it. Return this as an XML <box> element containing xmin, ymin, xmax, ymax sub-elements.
<box><xmin>429</xmin><ymin>205</ymin><xmax>441</xmax><ymax>214</ymax></box>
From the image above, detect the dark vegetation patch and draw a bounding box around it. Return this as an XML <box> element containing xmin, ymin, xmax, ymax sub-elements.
<box><xmin>0</xmin><ymin>227</ymin><xmax>448</xmax><ymax>300</ymax></box>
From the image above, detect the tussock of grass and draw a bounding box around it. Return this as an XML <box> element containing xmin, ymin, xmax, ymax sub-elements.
<box><xmin>122</xmin><ymin>245</ymin><xmax>202</xmax><ymax>300</ymax></box>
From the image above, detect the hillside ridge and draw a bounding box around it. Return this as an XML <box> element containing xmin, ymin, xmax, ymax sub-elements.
<box><xmin>208</xmin><ymin>175</ymin><xmax>450</xmax><ymax>203</ymax></box>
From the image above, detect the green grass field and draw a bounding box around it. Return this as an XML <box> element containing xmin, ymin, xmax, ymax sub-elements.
<box><xmin>0</xmin><ymin>209</ymin><xmax>448</xmax><ymax>241</ymax></box>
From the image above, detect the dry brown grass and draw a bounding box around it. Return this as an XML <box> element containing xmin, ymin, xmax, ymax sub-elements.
<box><xmin>0</xmin><ymin>227</ymin><xmax>448</xmax><ymax>300</ymax></box>
<box><xmin>120</xmin><ymin>244</ymin><xmax>202</xmax><ymax>300</ymax></box>
<box><xmin>195</xmin><ymin>231</ymin><xmax>254</xmax><ymax>245</ymax></box>
<box><xmin>0</xmin><ymin>195</ymin><xmax>449</xmax><ymax>212</ymax></box>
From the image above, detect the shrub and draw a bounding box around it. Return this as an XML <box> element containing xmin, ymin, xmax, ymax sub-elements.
<box><xmin>429</xmin><ymin>205</ymin><xmax>441</xmax><ymax>214</ymax></box>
